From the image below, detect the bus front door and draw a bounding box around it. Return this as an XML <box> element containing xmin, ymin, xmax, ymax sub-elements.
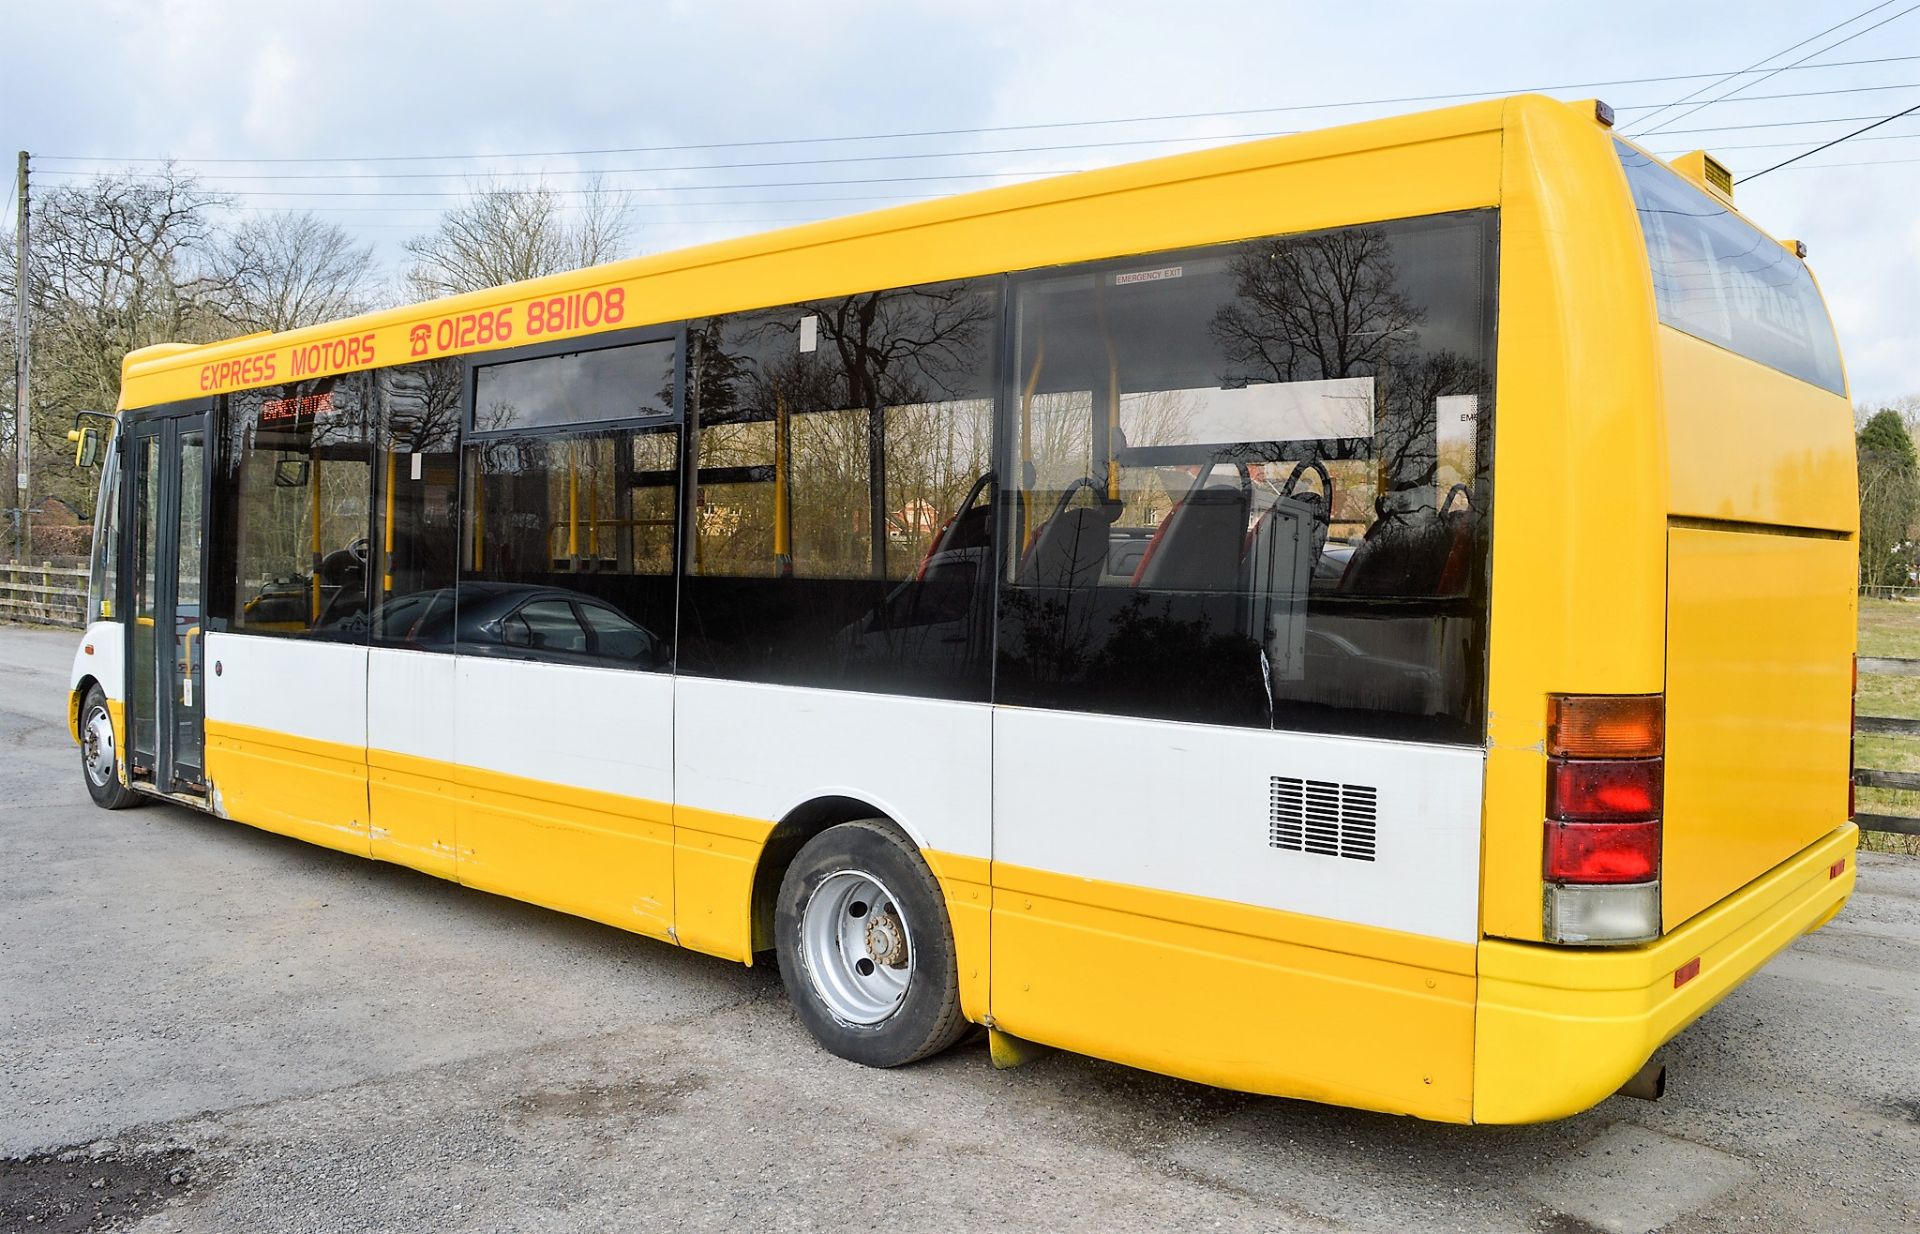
<box><xmin>125</xmin><ymin>406</ymin><xmax>209</xmax><ymax>796</ymax></box>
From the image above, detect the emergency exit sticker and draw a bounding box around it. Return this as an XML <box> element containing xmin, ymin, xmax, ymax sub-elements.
<box><xmin>1114</xmin><ymin>266</ymin><xmax>1182</xmax><ymax>286</ymax></box>
<box><xmin>799</xmin><ymin>315</ymin><xmax>819</xmax><ymax>353</ymax></box>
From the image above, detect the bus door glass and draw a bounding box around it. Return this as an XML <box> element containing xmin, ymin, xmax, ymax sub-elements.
<box><xmin>124</xmin><ymin>406</ymin><xmax>210</xmax><ymax>794</ymax></box>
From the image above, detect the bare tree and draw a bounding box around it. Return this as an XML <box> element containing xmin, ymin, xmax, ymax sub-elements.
<box><xmin>210</xmin><ymin>212</ymin><xmax>377</xmax><ymax>332</ymax></box>
<box><xmin>3</xmin><ymin>166</ymin><xmax>232</xmax><ymax>516</ymax></box>
<box><xmin>402</xmin><ymin>179</ymin><xmax>634</xmax><ymax>299</ymax></box>
<box><xmin>1210</xmin><ymin>227</ymin><xmax>1424</xmax><ymax>383</ymax></box>
<box><xmin>19</xmin><ymin>166</ymin><xmax>228</xmax><ymax>414</ymax></box>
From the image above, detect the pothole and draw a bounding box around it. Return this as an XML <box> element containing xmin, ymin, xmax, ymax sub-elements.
<box><xmin>0</xmin><ymin>1143</ymin><xmax>208</xmax><ymax>1233</ymax></box>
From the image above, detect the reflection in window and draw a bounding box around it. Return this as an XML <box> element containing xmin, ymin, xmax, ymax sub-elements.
<box><xmin>999</xmin><ymin>212</ymin><xmax>1496</xmax><ymax>743</ymax></box>
<box><xmin>680</xmin><ymin>279</ymin><xmax>1000</xmax><ymax>698</ymax></box>
<box><xmin>1616</xmin><ymin>143</ymin><xmax>1844</xmax><ymax>395</ymax></box>
<box><xmin>89</xmin><ymin>443</ymin><xmax>120</xmax><ymax>624</ymax></box>
<box><xmin>474</xmin><ymin>339</ymin><xmax>676</xmax><ymax>432</ymax></box>
<box><xmin>372</xmin><ymin>360</ymin><xmax>462</xmax><ymax>647</ymax></box>
<box><xmin>214</xmin><ymin>377</ymin><xmax>375</xmax><ymax>638</ymax></box>
<box><xmin>460</xmin><ymin>426</ymin><xmax>679</xmax><ymax>669</ymax></box>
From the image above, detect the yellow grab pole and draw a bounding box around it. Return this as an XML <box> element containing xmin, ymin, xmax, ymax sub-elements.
<box><xmin>382</xmin><ymin>450</ymin><xmax>396</xmax><ymax>593</ymax></box>
<box><xmin>1019</xmin><ymin>337</ymin><xmax>1045</xmax><ymax>550</ymax></box>
<box><xmin>472</xmin><ymin>457</ymin><xmax>485</xmax><ymax>570</ymax></box>
<box><xmin>773</xmin><ymin>393</ymin><xmax>792</xmax><ymax>576</ymax></box>
<box><xmin>566</xmin><ymin>442</ymin><xmax>580</xmax><ymax>563</ymax></box>
<box><xmin>308</xmin><ymin>456</ymin><xmax>323</xmax><ymax>625</ymax></box>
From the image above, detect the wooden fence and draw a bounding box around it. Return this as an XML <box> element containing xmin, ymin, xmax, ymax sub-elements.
<box><xmin>0</xmin><ymin>563</ymin><xmax>87</xmax><ymax>628</ymax></box>
<box><xmin>1854</xmin><ymin>655</ymin><xmax>1920</xmax><ymax>837</ymax></box>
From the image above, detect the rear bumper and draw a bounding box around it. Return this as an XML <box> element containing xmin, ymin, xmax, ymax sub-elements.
<box><xmin>1472</xmin><ymin>822</ymin><xmax>1858</xmax><ymax>1123</ymax></box>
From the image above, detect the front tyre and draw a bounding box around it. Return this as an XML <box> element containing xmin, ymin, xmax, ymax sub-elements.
<box><xmin>775</xmin><ymin>819</ymin><xmax>969</xmax><ymax>1068</ymax></box>
<box><xmin>79</xmin><ymin>686</ymin><xmax>141</xmax><ymax>810</ymax></box>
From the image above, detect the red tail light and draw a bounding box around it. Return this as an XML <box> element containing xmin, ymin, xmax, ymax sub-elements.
<box><xmin>1545</xmin><ymin>820</ymin><xmax>1660</xmax><ymax>883</ymax></box>
<box><xmin>1548</xmin><ymin>758</ymin><xmax>1662</xmax><ymax>821</ymax></box>
<box><xmin>1543</xmin><ymin>694</ymin><xmax>1665</xmax><ymax>945</ymax></box>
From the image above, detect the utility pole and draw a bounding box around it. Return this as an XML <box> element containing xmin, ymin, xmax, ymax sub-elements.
<box><xmin>12</xmin><ymin>150</ymin><xmax>28</xmax><ymax>565</ymax></box>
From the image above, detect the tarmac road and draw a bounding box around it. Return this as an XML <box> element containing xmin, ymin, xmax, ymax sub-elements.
<box><xmin>2</xmin><ymin>624</ymin><xmax>1916</xmax><ymax>1233</ymax></box>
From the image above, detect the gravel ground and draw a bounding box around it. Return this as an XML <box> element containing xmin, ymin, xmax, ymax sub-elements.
<box><xmin>2</xmin><ymin>624</ymin><xmax>1916</xmax><ymax>1233</ymax></box>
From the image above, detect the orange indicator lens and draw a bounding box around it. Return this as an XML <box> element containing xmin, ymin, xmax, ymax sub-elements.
<box><xmin>1547</xmin><ymin>695</ymin><xmax>1664</xmax><ymax>759</ymax></box>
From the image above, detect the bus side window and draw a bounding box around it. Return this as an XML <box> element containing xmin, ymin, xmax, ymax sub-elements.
<box><xmin>996</xmin><ymin>212</ymin><xmax>1496</xmax><ymax>743</ymax></box>
<box><xmin>89</xmin><ymin>440</ymin><xmax>121</xmax><ymax>623</ymax></box>
<box><xmin>213</xmin><ymin>376</ymin><xmax>376</xmax><ymax>641</ymax></box>
<box><xmin>371</xmin><ymin>361</ymin><xmax>462</xmax><ymax>647</ymax></box>
<box><xmin>459</xmin><ymin>337</ymin><xmax>681</xmax><ymax>669</ymax></box>
<box><xmin>678</xmin><ymin>278</ymin><xmax>1001</xmax><ymax>701</ymax></box>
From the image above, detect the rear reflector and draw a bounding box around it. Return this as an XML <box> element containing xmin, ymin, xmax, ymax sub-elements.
<box><xmin>1674</xmin><ymin>957</ymin><xmax>1701</xmax><ymax>988</ymax></box>
<box><xmin>1830</xmin><ymin>858</ymin><xmax>1847</xmax><ymax>880</ymax></box>
<box><xmin>1848</xmin><ymin>655</ymin><xmax>1858</xmax><ymax>821</ymax></box>
<box><xmin>1548</xmin><ymin>758</ymin><xmax>1663</xmax><ymax>822</ymax></box>
<box><xmin>1545</xmin><ymin>820</ymin><xmax>1661</xmax><ymax>884</ymax></box>
<box><xmin>1543</xmin><ymin>881</ymin><xmax>1660</xmax><ymax>946</ymax></box>
<box><xmin>1548</xmin><ymin>694</ymin><xmax>1664</xmax><ymax>759</ymax></box>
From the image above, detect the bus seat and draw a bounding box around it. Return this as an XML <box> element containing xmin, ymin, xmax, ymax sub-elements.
<box><xmin>1338</xmin><ymin>506</ymin><xmax>1471</xmax><ymax>596</ymax></box>
<box><xmin>1131</xmin><ymin>487</ymin><xmax>1249</xmax><ymax>591</ymax></box>
<box><xmin>1434</xmin><ymin>508</ymin><xmax>1476</xmax><ymax>594</ymax></box>
<box><xmin>1020</xmin><ymin>506</ymin><xmax>1116</xmax><ymax>589</ymax></box>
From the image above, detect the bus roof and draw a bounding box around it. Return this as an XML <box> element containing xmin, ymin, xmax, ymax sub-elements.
<box><xmin>114</xmin><ymin>94</ymin><xmax>1753</xmax><ymax>410</ymax></box>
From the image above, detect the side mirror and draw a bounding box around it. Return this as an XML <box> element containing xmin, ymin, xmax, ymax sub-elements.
<box><xmin>68</xmin><ymin>426</ymin><xmax>102</xmax><ymax>468</ymax></box>
<box><xmin>68</xmin><ymin>410</ymin><xmax>115</xmax><ymax>468</ymax></box>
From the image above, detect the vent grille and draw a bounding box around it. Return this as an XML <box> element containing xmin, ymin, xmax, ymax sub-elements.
<box><xmin>1269</xmin><ymin>776</ymin><xmax>1378</xmax><ymax>862</ymax></box>
<box><xmin>1704</xmin><ymin>155</ymin><xmax>1733</xmax><ymax>195</ymax></box>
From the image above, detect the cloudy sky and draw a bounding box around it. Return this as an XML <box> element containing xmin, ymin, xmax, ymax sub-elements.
<box><xmin>4</xmin><ymin>0</ymin><xmax>1917</xmax><ymax>405</ymax></box>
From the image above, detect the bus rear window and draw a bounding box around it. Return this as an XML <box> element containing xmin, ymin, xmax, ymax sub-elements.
<box><xmin>1615</xmin><ymin>143</ymin><xmax>1844</xmax><ymax>395</ymax></box>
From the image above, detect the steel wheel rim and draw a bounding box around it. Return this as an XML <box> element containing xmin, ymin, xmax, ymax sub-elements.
<box><xmin>800</xmin><ymin>870</ymin><xmax>914</xmax><ymax>1026</ymax></box>
<box><xmin>82</xmin><ymin>706</ymin><xmax>116</xmax><ymax>787</ymax></box>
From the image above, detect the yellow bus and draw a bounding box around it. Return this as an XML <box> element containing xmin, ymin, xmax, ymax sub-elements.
<box><xmin>67</xmin><ymin>94</ymin><xmax>1859</xmax><ymax>1123</ymax></box>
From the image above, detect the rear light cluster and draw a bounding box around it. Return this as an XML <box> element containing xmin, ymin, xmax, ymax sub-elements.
<box><xmin>1542</xmin><ymin>694</ymin><xmax>1664</xmax><ymax>946</ymax></box>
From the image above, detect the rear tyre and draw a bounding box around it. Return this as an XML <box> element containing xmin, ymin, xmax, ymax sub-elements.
<box><xmin>775</xmin><ymin>819</ymin><xmax>969</xmax><ymax>1068</ymax></box>
<box><xmin>79</xmin><ymin>686</ymin><xmax>141</xmax><ymax>810</ymax></box>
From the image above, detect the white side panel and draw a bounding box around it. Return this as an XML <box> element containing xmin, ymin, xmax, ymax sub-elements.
<box><xmin>675</xmin><ymin>677</ymin><xmax>991</xmax><ymax>858</ymax></box>
<box><xmin>71</xmin><ymin>621</ymin><xmax>125</xmax><ymax>701</ymax></box>
<box><xmin>993</xmin><ymin>708</ymin><xmax>1484</xmax><ymax>942</ymax></box>
<box><xmin>203</xmin><ymin>632</ymin><xmax>367</xmax><ymax>748</ymax></box>
<box><xmin>453</xmin><ymin>657</ymin><xmax>672</xmax><ymax>801</ymax></box>
<box><xmin>367</xmin><ymin>648</ymin><xmax>455</xmax><ymax>764</ymax></box>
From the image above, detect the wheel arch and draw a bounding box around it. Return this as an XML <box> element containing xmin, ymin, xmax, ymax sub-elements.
<box><xmin>748</xmin><ymin>795</ymin><xmax>918</xmax><ymax>956</ymax></box>
<box><xmin>69</xmin><ymin>674</ymin><xmax>102</xmax><ymax>745</ymax></box>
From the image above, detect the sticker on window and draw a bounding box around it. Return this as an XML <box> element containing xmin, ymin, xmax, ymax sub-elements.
<box><xmin>1114</xmin><ymin>266</ymin><xmax>1183</xmax><ymax>286</ymax></box>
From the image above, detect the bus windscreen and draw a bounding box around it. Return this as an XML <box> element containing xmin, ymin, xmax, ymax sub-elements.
<box><xmin>1616</xmin><ymin>143</ymin><xmax>1845</xmax><ymax>395</ymax></box>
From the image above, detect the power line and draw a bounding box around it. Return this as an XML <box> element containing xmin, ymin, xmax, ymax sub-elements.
<box><xmin>1739</xmin><ymin>99</ymin><xmax>1920</xmax><ymax>181</ymax></box>
<box><xmin>1742</xmin><ymin>153</ymin><xmax>1920</xmax><ymax>170</ymax></box>
<box><xmin>42</xmin><ymin>129</ymin><xmax>1301</xmax><ymax>183</ymax></box>
<box><xmin>218</xmin><ymin>191</ymin><xmax>950</xmax><ymax>215</ymax></box>
<box><xmin>34</xmin><ymin>84</ymin><xmax>1920</xmax><ymax>186</ymax></box>
<box><xmin>36</xmin><ymin>111</ymin><xmax>1919</xmax><ymax>210</ymax></box>
<box><xmin>1635</xmin><ymin>3</ymin><xmax>1920</xmax><ymax>136</ymax></box>
<box><xmin>119</xmin><ymin>170</ymin><xmax>1094</xmax><ymax>201</ymax></box>
<box><xmin>1628</xmin><ymin>0</ymin><xmax>1902</xmax><ymax>132</ymax></box>
<box><xmin>35</xmin><ymin>53</ymin><xmax>1920</xmax><ymax>168</ymax></box>
<box><xmin>1655</xmin><ymin>128</ymin><xmax>1920</xmax><ymax>154</ymax></box>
